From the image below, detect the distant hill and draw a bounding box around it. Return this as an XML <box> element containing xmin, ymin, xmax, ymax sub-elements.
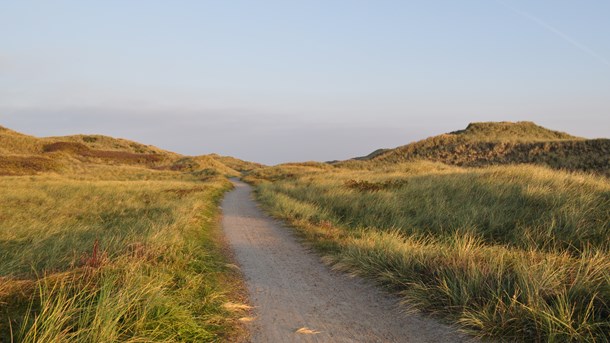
<box><xmin>352</xmin><ymin>148</ymin><xmax>391</xmax><ymax>161</ymax></box>
<box><xmin>0</xmin><ymin>125</ymin><xmax>262</xmax><ymax>176</ymax></box>
<box><xmin>346</xmin><ymin>121</ymin><xmax>609</xmax><ymax>176</ymax></box>
<box><xmin>167</xmin><ymin>155</ymin><xmax>263</xmax><ymax>176</ymax></box>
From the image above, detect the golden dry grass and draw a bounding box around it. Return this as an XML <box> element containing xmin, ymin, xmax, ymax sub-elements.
<box><xmin>0</xmin><ymin>126</ymin><xmax>256</xmax><ymax>342</ymax></box>
<box><xmin>0</xmin><ymin>166</ymin><xmax>250</xmax><ymax>342</ymax></box>
<box><xmin>250</xmin><ymin>161</ymin><xmax>610</xmax><ymax>342</ymax></box>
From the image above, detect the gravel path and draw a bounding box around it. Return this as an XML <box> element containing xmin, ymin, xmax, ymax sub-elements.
<box><xmin>221</xmin><ymin>179</ymin><xmax>469</xmax><ymax>343</ymax></box>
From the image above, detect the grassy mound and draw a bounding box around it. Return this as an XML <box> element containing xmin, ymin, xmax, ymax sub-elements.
<box><xmin>0</xmin><ymin>127</ymin><xmax>44</xmax><ymax>155</ymax></box>
<box><xmin>0</xmin><ymin>124</ymin><xmax>262</xmax><ymax>176</ymax></box>
<box><xmin>448</xmin><ymin>121</ymin><xmax>578</xmax><ymax>142</ymax></box>
<box><xmin>43</xmin><ymin>141</ymin><xmax>165</xmax><ymax>166</ymax></box>
<box><xmin>0</xmin><ymin>125</ymin><xmax>254</xmax><ymax>342</ymax></box>
<box><xmin>347</xmin><ymin>122</ymin><xmax>609</xmax><ymax>176</ymax></box>
<box><xmin>251</xmin><ymin>159</ymin><xmax>610</xmax><ymax>341</ymax></box>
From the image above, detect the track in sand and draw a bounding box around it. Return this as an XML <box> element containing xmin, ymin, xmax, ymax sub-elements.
<box><xmin>221</xmin><ymin>180</ymin><xmax>469</xmax><ymax>343</ymax></box>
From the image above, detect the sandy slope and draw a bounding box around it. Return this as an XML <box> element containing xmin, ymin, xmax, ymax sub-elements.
<box><xmin>221</xmin><ymin>180</ymin><xmax>469</xmax><ymax>343</ymax></box>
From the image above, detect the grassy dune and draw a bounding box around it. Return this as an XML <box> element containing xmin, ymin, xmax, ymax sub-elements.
<box><xmin>248</xmin><ymin>162</ymin><xmax>610</xmax><ymax>341</ymax></box>
<box><xmin>0</xmin><ymin>125</ymin><xmax>261</xmax><ymax>177</ymax></box>
<box><xmin>0</xmin><ymin>126</ymin><xmax>256</xmax><ymax>342</ymax></box>
<box><xmin>1</xmin><ymin>168</ymin><xmax>248</xmax><ymax>342</ymax></box>
<box><xmin>347</xmin><ymin>122</ymin><xmax>610</xmax><ymax>177</ymax></box>
<box><xmin>2</xmin><ymin>122</ymin><xmax>608</xmax><ymax>341</ymax></box>
<box><xmin>0</xmin><ymin>168</ymin><xmax>250</xmax><ymax>342</ymax></box>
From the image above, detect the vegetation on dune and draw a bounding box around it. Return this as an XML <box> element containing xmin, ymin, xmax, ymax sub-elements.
<box><xmin>448</xmin><ymin>121</ymin><xmax>578</xmax><ymax>141</ymax></box>
<box><xmin>258</xmin><ymin>164</ymin><xmax>610</xmax><ymax>252</ymax></box>
<box><xmin>49</xmin><ymin>134</ymin><xmax>174</xmax><ymax>155</ymax></box>
<box><xmin>243</xmin><ymin>162</ymin><xmax>332</xmax><ymax>184</ymax></box>
<box><xmin>3</xmin><ymin>121</ymin><xmax>608</xmax><ymax>341</ymax></box>
<box><xmin>0</xmin><ymin>126</ymin><xmax>171</xmax><ymax>157</ymax></box>
<box><xmin>346</xmin><ymin>121</ymin><xmax>609</xmax><ymax>176</ymax></box>
<box><xmin>0</xmin><ymin>125</ymin><xmax>254</xmax><ymax>342</ymax></box>
<box><xmin>351</xmin><ymin>148</ymin><xmax>390</xmax><ymax>161</ymax></box>
<box><xmin>42</xmin><ymin>141</ymin><xmax>165</xmax><ymax>166</ymax></box>
<box><xmin>0</xmin><ymin>155</ymin><xmax>62</xmax><ymax>176</ymax></box>
<box><xmin>0</xmin><ymin>172</ymin><xmax>250</xmax><ymax>342</ymax></box>
<box><xmin>207</xmin><ymin>154</ymin><xmax>264</xmax><ymax>172</ymax></box>
<box><xmin>0</xmin><ymin>127</ymin><xmax>42</xmax><ymax>155</ymax></box>
<box><xmin>166</xmin><ymin>155</ymin><xmax>261</xmax><ymax>177</ymax></box>
<box><xmin>0</xmin><ymin>125</ymin><xmax>263</xmax><ymax>176</ymax></box>
<box><xmin>249</xmin><ymin>161</ymin><xmax>610</xmax><ymax>341</ymax></box>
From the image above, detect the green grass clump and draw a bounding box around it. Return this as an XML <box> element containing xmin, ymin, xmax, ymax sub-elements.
<box><xmin>0</xmin><ymin>169</ymin><xmax>248</xmax><ymax>342</ymax></box>
<box><xmin>258</xmin><ymin>164</ymin><xmax>609</xmax><ymax>252</ymax></box>
<box><xmin>330</xmin><ymin>231</ymin><xmax>610</xmax><ymax>341</ymax></box>
<box><xmin>252</xmin><ymin>161</ymin><xmax>610</xmax><ymax>342</ymax></box>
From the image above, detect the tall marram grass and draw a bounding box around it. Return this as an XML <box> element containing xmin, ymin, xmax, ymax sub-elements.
<box><xmin>0</xmin><ymin>168</ymin><xmax>246</xmax><ymax>342</ymax></box>
<box><xmin>251</xmin><ymin>161</ymin><xmax>610</xmax><ymax>342</ymax></box>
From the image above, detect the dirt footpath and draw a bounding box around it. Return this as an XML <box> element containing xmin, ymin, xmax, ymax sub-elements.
<box><xmin>221</xmin><ymin>179</ymin><xmax>469</xmax><ymax>343</ymax></box>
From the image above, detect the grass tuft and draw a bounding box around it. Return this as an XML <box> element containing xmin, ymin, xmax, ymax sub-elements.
<box><xmin>1</xmin><ymin>168</ymin><xmax>247</xmax><ymax>342</ymax></box>
<box><xmin>251</xmin><ymin>161</ymin><xmax>610</xmax><ymax>342</ymax></box>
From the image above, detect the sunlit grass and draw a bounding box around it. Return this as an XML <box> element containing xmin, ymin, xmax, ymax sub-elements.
<box><xmin>0</xmin><ymin>167</ymin><xmax>246</xmax><ymax>342</ymax></box>
<box><xmin>250</xmin><ymin>161</ymin><xmax>610</xmax><ymax>342</ymax></box>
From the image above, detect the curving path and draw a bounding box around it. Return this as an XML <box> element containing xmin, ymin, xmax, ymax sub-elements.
<box><xmin>221</xmin><ymin>179</ymin><xmax>469</xmax><ymax>343</ymax></box>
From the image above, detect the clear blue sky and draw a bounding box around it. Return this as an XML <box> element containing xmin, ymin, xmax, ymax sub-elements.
<box><xmin>1</xmin><ymin>1</ymin><xmax>609</xmax><ymax>164</ymax></box>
